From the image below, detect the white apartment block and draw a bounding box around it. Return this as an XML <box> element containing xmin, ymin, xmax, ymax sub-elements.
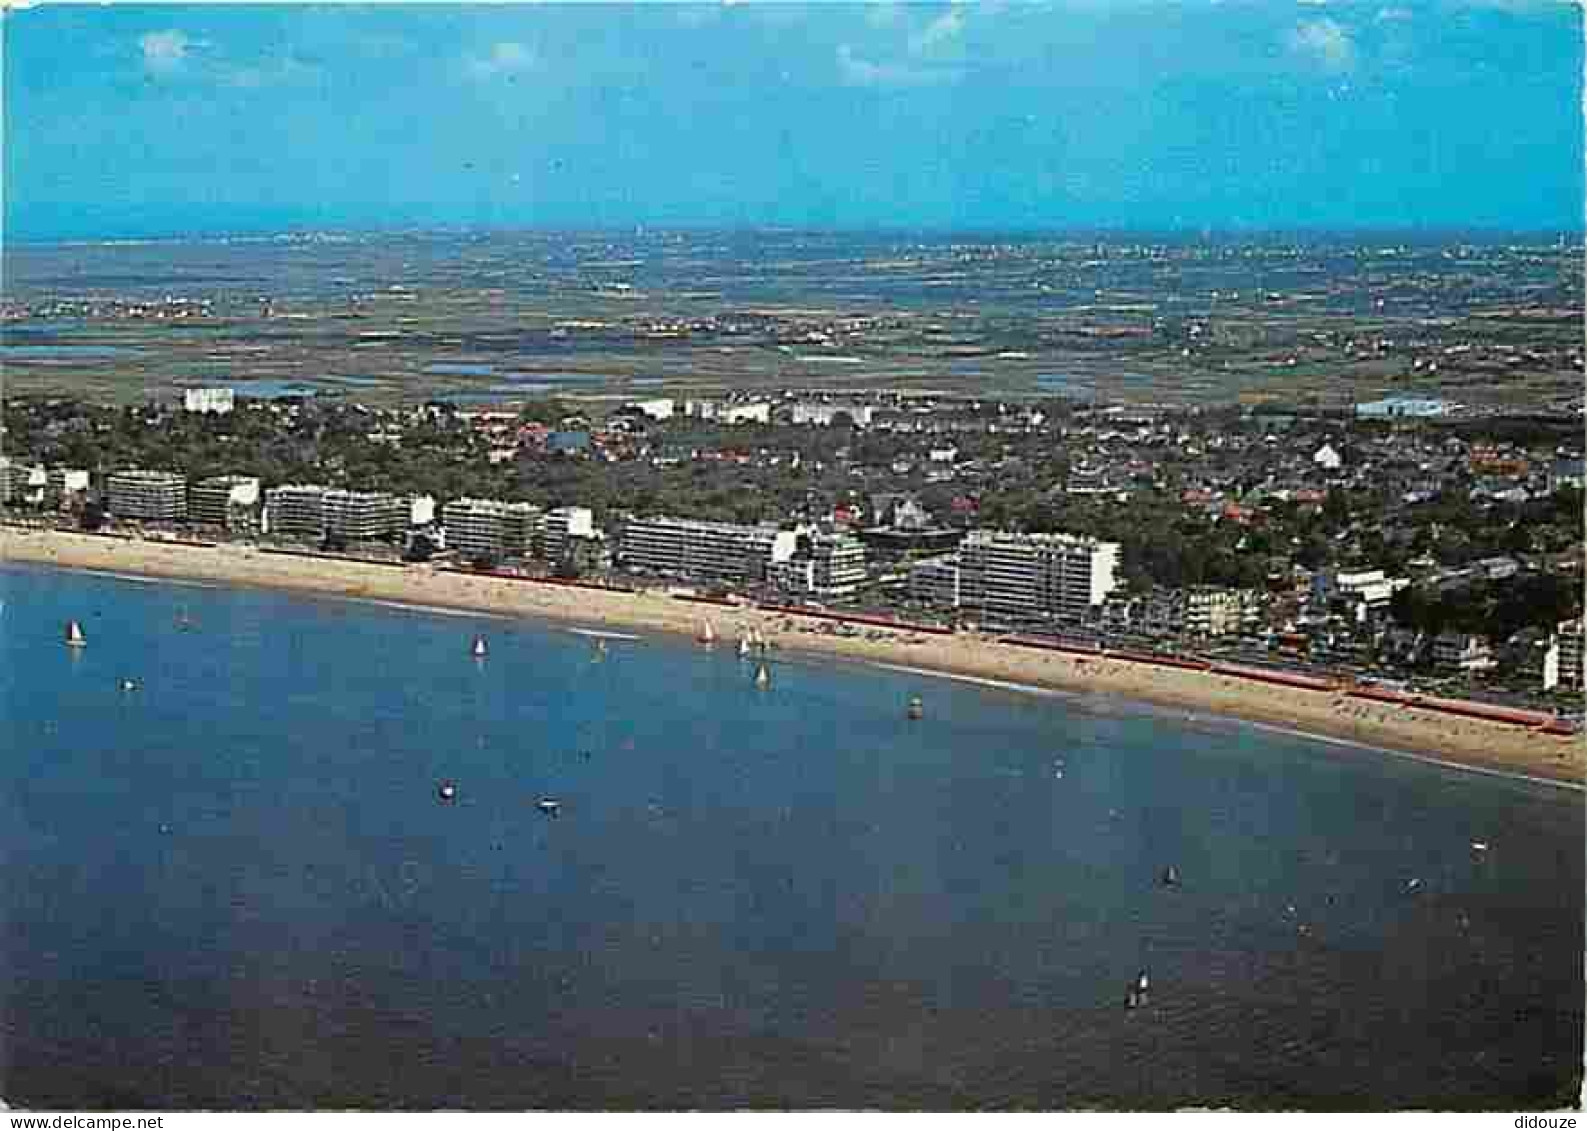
<box><xmin>443</xmin><ymin>498</ymin><xmax>543</xmax><ymax>561</ymax></box>
<box><xmin>189</xmin><ymin>475</ymin><xmax>261</xmax><ymax>529</ymax></box>
<box><xmin>620</xmin><ymin>515</ymin><xmax>797</xmax><ymax>585</ymax></box>
<box><xmin>107</xmin><ymin>470</ymin><xmax>188</xmax><ymax>522</ymax></box>
<box><xmin>909</xmin><ymin>554</ymin><xmax>962</xmax><ymax>609</ymax></box>
<box><xmin>323</xmin><ymin>490</ymin><xmax>406</xmax><ymax>541</ymax></box>
<box><xmin>184</xmin><ymin>387</ymin><xmax>236</xmax><ymax>415</ymax></box>
<box><xmin>959</xmin><ymin>530</ymin><xmax>1121</xmax><ymax>622</ymax></box>
<box><xmin>773</xmin><ymin>531</ymin><xmax>868</xmax><ymax>598</ymax></box>
<box><xmin>808</xmin><ymin>531</ymin><xmax>867</xmax><ymax>597</ymax></box>
<box><xmin>541</xmin><ymin>506</ymin><xmax>595</xmax><ymax>565</ymax></box>
<box><xmin>264</xmin><ymin>485</ymin><xmax>329</xmax><ymax>539</ymax></box>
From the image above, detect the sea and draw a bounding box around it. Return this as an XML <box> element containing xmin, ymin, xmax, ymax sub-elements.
<box><xmin>1</xmin><ymin>564</ymin><xmax>1581</xmax><ymax>1110</ymax></box>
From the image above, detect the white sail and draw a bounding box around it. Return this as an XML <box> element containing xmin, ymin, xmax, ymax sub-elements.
<box><xmin>738</xmin><ymin>636</ymin><xmax>751</xmax><ymax>658</ymax></box>
<box><xmin>698</xmin><ymin>620</ymin><xmax>716</xmax><ymax>645</ymax></box>
<box><xmin>754</xmin><ymin>663</ymin><xmax>771</xmax><ymax>689</ymax></box>
<box><xmin>65</xmin><ymin>620</ymin><xmax>87</xmax><ymax>647</ymax></box>
<box><xmin>471</xmin><ymin>635</ymin><xmax>488</xmax><ymax>658</ymax></box>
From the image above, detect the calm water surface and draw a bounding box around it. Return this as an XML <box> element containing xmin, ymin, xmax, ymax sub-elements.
<box><xmin>1</xmin><ymin>566</ymin><xmax>1580</xmax><ymax>1110</ymax></box>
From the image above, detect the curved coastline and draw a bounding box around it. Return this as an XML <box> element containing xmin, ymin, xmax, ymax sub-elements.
<box><xmin>4</xmin><ymin>528</ymin><xmax>1581</xmax><ymax>787</ymax></box>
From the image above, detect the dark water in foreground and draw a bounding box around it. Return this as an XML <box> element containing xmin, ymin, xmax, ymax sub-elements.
<box><xmin>1</xmin><ymin>566</ymin><xmax>1581</xmax><ymax>1110</ymax></box>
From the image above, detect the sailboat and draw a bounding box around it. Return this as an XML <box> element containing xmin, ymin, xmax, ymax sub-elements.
<box><xmin>64</xmin><ymin>620</ymin><xmax>87</xmax><ymax>649</ymax></box>
<box><xmin>754</xmin><ymin>663</ymin><xmax>771</xmax><ymax>690</ymax></box>
<box><xmin>471</xmin><ymin>635</ymin><xmax>488</xmax><ymax>659</ymax></box>
<box><xmin>907</xmin><ymin>695</ymin><xmax>924</xmax><ymax>720</ymax></box>
<box><xmin>594</xmin><ymin>638</ymin><xmax>608</xmax><ymax>661</ymax></box>
<box><xmin>738</xmin><ymin>634</ymin><xmax>752</xmax><ymax>659</ymax></box>
<box><xmin>697</xmin><ymin>620</ymin><xmax>717</xmax><ymax>647</ymax></box>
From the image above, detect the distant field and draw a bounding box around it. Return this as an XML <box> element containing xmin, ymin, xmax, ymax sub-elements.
<box><xmin>3</xmin><ymin>230</ymin><xmax>1579</xmax><ymax>409</ymax></box>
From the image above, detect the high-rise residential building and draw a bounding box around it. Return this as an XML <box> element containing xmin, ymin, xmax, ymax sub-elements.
<box><xmin>264</xmin><ymin>485</ymin><xmax>329</xmax><ymax>539</ymax></box>
<box><xmin>323</xmin><ymin>489</ymin><xmax>406</xmax><ymax>541</ymax></box>
<box><xmin>443</xmin><ymin>498</ymin><xmax>543</xmax><ymax>561</ymax></box>
<box><xmin>0</xmin><ymin>457</ymin><xmax>15</xmax><ymax>505</ymax></box>
<box><xmin>541</xmin><ymin>506</ymin><xmax>595</xmax><ymax>565</ymax></box>
<box><xmin>806</xmin><ymin>531</ymin><xmax>868</xmax><ymax>597</ymax></box>
<box><xmin>770</xmin><ymin>531</ymin><xmax>867</xmax><ymax>598</ymax></box>
<box><xmin>958</xmin><ymin>530</ymin><xmax>1120</xmax><ymax>624</ymax></box>
<box><xmin>619</xmin><ymin>515</ymin><xmax>797</xmax><ymax>585</ymax></box>
<box><xmin>189</xmin><ymin>476</ymin><xmax>261</xmax><ymax>530</ymax></box>
<box><xmin>107</xmin><ymin>470</ymin><xmax>188</xmax><ymax>522</ymax></box>
<box><xmin>909</xmin><ymin>554</ymin><xmax>962</xmax><ymax>609</ymax></box>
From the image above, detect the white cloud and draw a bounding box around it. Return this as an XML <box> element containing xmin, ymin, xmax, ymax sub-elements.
<box><xmin>907</xmin><ymin>7</ymin><xmax>966</xmax><ymax>56</ymax></box>
<box><xmin>467</xmin><ymin>41</ymin><xmax>535</xmax><ymax>80</ymax></box>
<box><xmin>1286</xmin><ymin>17</ymin><xmax>1356</xmax><ymax>72</ymax></box>
<box><xmin>837</xmin><ymin>43</ymin><xmax>958</xmax><ymax>88</ymax></box>
<box><xmin>140</xmin><ymin>29</ymin><xmax>199</xmax><ymax>76</ymax></box>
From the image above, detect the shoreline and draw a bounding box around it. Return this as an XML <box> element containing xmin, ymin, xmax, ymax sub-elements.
<box><xmin>4</xmin><ymin>528</ymin><xmax>1582</xmax><ymax>788</ymax></box>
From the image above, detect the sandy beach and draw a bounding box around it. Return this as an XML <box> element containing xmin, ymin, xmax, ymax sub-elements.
<box><xmin>5</xmin><ymin>528</ymin><xmax>1581</xmax><ymax>788</ymax></box>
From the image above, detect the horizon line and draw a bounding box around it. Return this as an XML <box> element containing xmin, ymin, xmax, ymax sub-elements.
<box><xmin>5</xmin><ymin>221</ymin><xmax>1583</xmax><ymax>248</ymax></box>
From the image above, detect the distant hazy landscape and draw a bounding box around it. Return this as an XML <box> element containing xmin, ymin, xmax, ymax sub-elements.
<box><xmin>3</xmin><ymin>230</ymin><xmax>1580</xmax><ymax>411</ymax></box>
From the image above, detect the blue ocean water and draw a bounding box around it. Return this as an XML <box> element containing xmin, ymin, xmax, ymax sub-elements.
<box><xmin>1</xmin><ymin>565</ymin><xmax>1581</xmax><ymax>1110</ymax></box>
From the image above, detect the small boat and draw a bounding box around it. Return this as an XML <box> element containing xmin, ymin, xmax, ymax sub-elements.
<box><xmin>697</xmin><ymin>620</ymin><xmax>717</xmax><ymax>647</ymax></box>
<box><xmin>594</xmin><ymin>639</ymin><xmax>608</xmax><ymax>660</ymax></box>
<box><xmin>1470</xmin><ymin>840</ymin><xmax>1489</xmax><ymax>853</ymax></box>
<box><xmin>471</xmin><ymin>635</ymin><xmax>488</xmax><ymax>659</ymax></box>
<box><xmin>1124</xmin><ymin>988</ymin><xmax>1143</xmax><ymax>1010</ymax></box>
<box><xmin>754</xmin><ymin>663</ymin><xmax>771</xmax><ymax>690</ymax></box>
<box><xmin>1135</xmin><ymin>969</ymin><xmax>1150</xmax><ymax>993</ymax></box>
<box><xmin>1404</xmin><ymin>877</ymin><xmax>1423</xmax><ymax>893</ymax></box>
<box><xmin>437</xmin><ymin>780</ymin><xmax>458</xmax><ymax>803</ymax></box>
<box><xmin>1161</xmin><ymin>865</ymin><xmax>1181</xmax><ymax>888</ymax></box>
<box><xmin>907</xmin><ymin>695</ymin><xmax>924</xmax><ymax>720</ymax></box>
<box><xmin>64</xmin><ymin>620</ymin><xmax>87</xmax><ymax>648</ymax></box>
<box><xmin>536</xmin><ymin>797</ymin><xmax>562</xmax><ymax>817</ymax></box>
<box><xmin>118</xmin><ymin>678</ymin><xmax>139</xmax><ymax>692</ymax></box>
<box><xmin>738</xmin><ymin>635</ymin><xmax>751</xmax><ymax>659</ymax></box>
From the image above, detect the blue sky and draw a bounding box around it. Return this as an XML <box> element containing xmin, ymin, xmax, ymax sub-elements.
<box><xmin>3</xmin><ymin>2</ymin><xmax>1581</xmax><ymax>239</ymax></box>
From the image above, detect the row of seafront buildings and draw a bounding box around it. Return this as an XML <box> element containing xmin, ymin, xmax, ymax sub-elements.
<box><xmin>0</xmin><ymin>457</ymin><xmax>1119</xmax><ymax>612</ymax></box>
